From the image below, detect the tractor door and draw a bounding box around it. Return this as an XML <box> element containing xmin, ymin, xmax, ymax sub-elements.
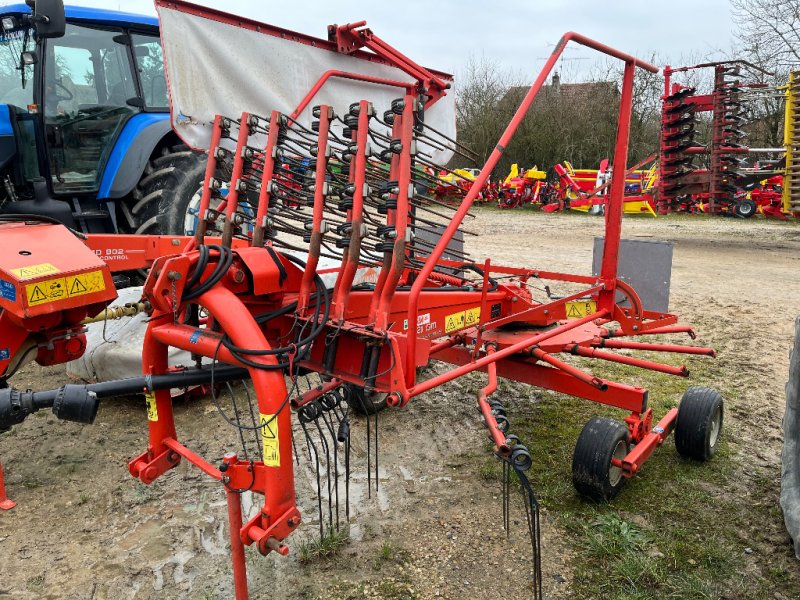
<box><xmin>43</xmin><ymin>23</ymin><xmax>137</xmax><ymax>195</ymax></box>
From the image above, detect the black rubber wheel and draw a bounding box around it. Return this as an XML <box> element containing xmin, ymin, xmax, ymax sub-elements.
<box><xmin>344</xmin><ymin>384</ymin><xmax>388</xmax><ymax>416</ymax></box>
<box><xmin>572</xmin><ymin>416</ymin><xmax>631</xmax><ymax>502</ymax></box>
<box><xmin>675</xmin><ymin>386</ymin><xmax>724</xmax><ymax>461</ymax></box>
<box><xmin>733</xmin><ymin>199</ymin><xmax>757</xmax><ymax>219</ymax></box>
<box><xmin>119</xmin><ymin>144</ymin><xmax>207</xmax><ymax>235</ymax></box>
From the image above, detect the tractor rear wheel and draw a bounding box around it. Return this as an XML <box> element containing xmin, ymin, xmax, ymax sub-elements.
<box><xmin>119</xmin><ymin>144</ymin><xmax>207</xmax><ymax>236</ymax></box>
<box><xmin>572</xmin><ymin>416</ymin><xmax>630</xmax><ymax>502</ymax></box>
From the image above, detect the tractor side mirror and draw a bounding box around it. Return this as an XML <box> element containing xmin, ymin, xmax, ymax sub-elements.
<box><xmin>29</xmin><ymin>0</ymin><xmax>66</xmax><ymax>39</ymax></box>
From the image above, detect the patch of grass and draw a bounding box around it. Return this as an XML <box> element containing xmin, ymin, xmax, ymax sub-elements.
<box><xmin>122</xmin><ymin>482</ymin><xmax>159</xmax><ymax>506</ymax></box>
<box><xmin>477</xmin><ymin>457</ymin><xmax>500</xmax><ymax>482</ymax></box>
<box><xmin>26</xmin><ymin>575</ymin><xmax>45</xmax><ymax>590</ymax></box>
<box><xmin>297</xmin><ymin>526</ymin><xmax>350</xmax><ymax>563</ymax></box>
<box><xmin>21</xmin><ymin>477</ymin><xmax>44</xmax><ymax>489</ymax></box>
<box><xmin>374</xmin><ymin>578</ymin><xmax>417</xmax><ymax>599</ymax></box>
<box><xmin>76</xmin><ymin>493</ymin><xmax>90</xmax><ymax>506</ymax></box>
<box><xmin>372</xmin><ymin>540</ymin><xmax>409</xmax><ymax>571</ymax></box>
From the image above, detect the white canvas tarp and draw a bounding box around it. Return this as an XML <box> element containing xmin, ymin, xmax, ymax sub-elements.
<box><xmin>156</xmin><ymin>2</ymin><xmax>456</xmax><ymax>163</ymax></box>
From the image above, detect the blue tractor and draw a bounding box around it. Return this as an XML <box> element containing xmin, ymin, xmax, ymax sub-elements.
<box><xmin>0</xmin><ymin>1</ymin><xmax>205</xmax><ymax>236</ymax></box>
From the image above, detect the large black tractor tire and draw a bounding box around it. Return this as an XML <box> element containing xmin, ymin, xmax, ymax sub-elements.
<box><xmin>119</xmin><ymin>144</ymin><xmax>207</xmax><ymax>236</ymax></box>
<box><xmin>782</xmin><ymin>316</ymin><xmax>800</xmax><ymax>558</ymax></box>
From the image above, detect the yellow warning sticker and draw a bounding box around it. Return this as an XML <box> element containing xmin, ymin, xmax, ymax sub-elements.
<box><xmin>26</xmin><ymin>277</ymin><xmax>67</xmax><ymax>305</ymax></box>
<box><xmin>464</xmin><ymin>307</ymin><xmax>481</xmax><ymax>327</ymax></box>
<box><xmin>566</xmin><ymin>300</ymin><xmax>597</xmax><ymax>319</ymax></box>
<box><xmin>145</xmin><ymin>392</ymin><xmax>158</xmax><ymax>422</ymax></box>
<box><xmin>10</xmin><ymin>263</ymin><xmax>59</xmax><ymax>279</ymax></box>
<box><xmin>24</xmin><ymin>270</ymin><xmax>106</xmax><ymax>306</ymax></box>
<box><xmin>444</xmin><ymin>310</ymin><xmax>466</xmax><ymax>333</ymax></box>
<box><xmin>260</xmin><ymin>413</ymin><xmax>281</xmax><ymax>467</ymax></box>
<box><xmin>66</xmin><ymin>270</ymin><xmax>106</xmax><ymax>298</ymax></box>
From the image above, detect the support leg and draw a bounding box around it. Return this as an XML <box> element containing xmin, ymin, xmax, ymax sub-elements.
<box><xmin>0</xmin><ymin>461</ymin><xmax>16</xmax><ymax>510</ymax></box>
<box><xmin>225</xmin><ymin>452</ymin><xmax>249</xmax><ymax>600</ymax></box>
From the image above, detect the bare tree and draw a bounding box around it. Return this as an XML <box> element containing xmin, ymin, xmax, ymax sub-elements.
<box><xmin>730</xmin><ymin>0</ymin><xmax>797</xmax><ymax>147</ymax></box>
<box><xmin>731</xmin><ymin>0</ymin><xmax>800</xmax><ymax>64</ymax></box>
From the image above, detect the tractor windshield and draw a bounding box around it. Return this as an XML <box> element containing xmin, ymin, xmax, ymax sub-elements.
<box><xmin>0</xmin><ymin>22</ymin><xmax>35</xmax><ymax>108</ymax></box>
<box><xmin>44</xmin><ymin>22</ymin><xmax>137</xmax><ymax>194</ymax></box>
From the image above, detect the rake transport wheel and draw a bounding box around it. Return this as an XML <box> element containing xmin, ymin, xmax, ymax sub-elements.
<box><xmin>675</xmin><ymin>386</ymin><xmax>724</xmax><ymax>461</ymax></box>
<box><xmin>572</xmin><ymin>416</ymin><xmax>631</xmax><ymax>502</ymax></box>
<box><xmin>345</xmin><ymin>384</ymin><xmax>388</xmax><ymax>415</ymax></box>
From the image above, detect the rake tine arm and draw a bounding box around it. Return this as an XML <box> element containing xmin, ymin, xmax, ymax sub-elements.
<box><xmin>530</xmin><ymin>347</ymin><xmax>608</xmax><ymax>390</ymax></box>
<box><xmin>594</xmin><ymin>338</ymin><xmax>716</xmax><ymax>357</ymax></box>
<box><xmin>569</xmin><ymin>344</ymin><xmax>689</xmax><ymax>377</ymax></box>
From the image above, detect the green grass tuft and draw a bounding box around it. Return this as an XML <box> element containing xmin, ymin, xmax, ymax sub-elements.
<box><xmin>298</xmin><ymin>526</ymin><xmax>350</xmax><ymax>563</ymax></box>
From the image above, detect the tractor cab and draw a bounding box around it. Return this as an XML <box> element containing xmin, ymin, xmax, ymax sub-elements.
<box><xmin>0</xmin><ymin>1</ymin><xmax>172</xmax><ymax>231</ymax></box>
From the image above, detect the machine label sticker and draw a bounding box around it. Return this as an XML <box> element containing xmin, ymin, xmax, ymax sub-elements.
<box><xmin>24</xmin><ymin>270</ymin><xmax>106</xmax><ymax>306</ymax></box>
<box><xmin>145</xmin><ymin>392</ymin><xmax>158</xmax><ymax>422</ymax></box>
<box><xmin>0</xmin><ymin>280</ymin><xmax>16</xmax><ymax>302</ymax></box>
<box><xmin>0</xmin><ymin>348</ymin><xmax>9</xmax><ymax>361</ymax></box>
<box><xmin>403</xmin><ymin>313</ymin><xmax>430</xmax><ymax>331</ymax></box>
<box><xmin>260</xmin><ymin>413</ymin><xmax>281</xmax><ymax>467</ymax></box>
<box><xmin>444</xmin><ymin>310</ymin><xmax>466</xmax><ymax>333</ymax></box>
<box><xmin>490</xmin><ymin>303</ymin><xmax>501</xmax><ymax>319</ymax></box>
<box><xmin>565</xmin><ymin>300</ymin><xmax>597</xmax><ymax>319</ymax></box>
<box><xmin>464</xmin><ymin>307</ymin><xmax>481</xmax><ymax>327</ymax></box>
<box><xmin>10</xmin><ymin>263</ymin><xmax>59</xmax><ymax>279</ymax></box>
<box><xmin>189</xmin><ymin>330</ymin><xmax>202</xmax><ymax>344</ymax></box>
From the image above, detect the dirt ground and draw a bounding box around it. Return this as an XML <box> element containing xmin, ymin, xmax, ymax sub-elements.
<box><xmin>2</xmin><ymin>209</ymin><xmax>800</xmax><ymax>599</ymax></box>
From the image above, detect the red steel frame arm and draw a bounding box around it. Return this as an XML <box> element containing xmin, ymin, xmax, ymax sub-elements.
<box><xmin>290</xmin><ymin>71</ymin><xmax>414</xmax><ymax>121</ymax></box>
<box><xmin>251</xmin><ymin>111</ymin><xmax>281</xmax><ymax>248</ymax></box>
<box><xmin>597</xmin><ymin>62</ymin><xmax>635</xmax><ymax>302</ymax></box>
<box><xmin>374</xmin><ymin>97</ymin><xmax>415</xmax><ymax>331</ymax></box>
<box><xmin>298</xmin><ymin>106</ymin><xmax>331</xmax><ymax>315</ymax></box>
<box><xmin>195</xmin><ymin>115</ymin><xmax>225</xmax><ymax>244</ymax></box>
<box><xmin>332</xmin><ymin>22</ymin><xmax>450</xmax><ymax>108</ymax></box>
<box><xmin>406</xmin><ymin>309</ymin><xmax>609</xmax><ymax>401</ymax></box>
<box><xmin>403</xmin><ymin>33</ymin><xmax>658</xmax><ymax>385</ymax></box>
<box><xmin>332</xmin><ymin>101</ymin><xmax>370</xmax><ymax>321</ymax></box>
<box><xmin>221</xmin><ymin>112</ymin><xmax>252</xmax><ymax>247</ymax></box>
<box><xmin>368</xmin><ymin>102</ymin><xmax>404</xmax><ymax>324</ymax></box>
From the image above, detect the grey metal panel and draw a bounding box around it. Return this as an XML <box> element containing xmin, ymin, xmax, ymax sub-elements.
<box><xmin>414</xmin><ymin>222</ymin><xmax>465</xmax><ymax>262</ymax></box>
<box><xmin>592</xmin><ymin>237</ymin><xmax>673</xmax><ymax>313</ymax></box>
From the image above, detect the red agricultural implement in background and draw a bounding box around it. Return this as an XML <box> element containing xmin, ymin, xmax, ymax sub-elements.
<box><xmin>0</xmin><ymin>5</ymin><xmax>726</xmax><ymax>598</ymax></box>
<box><xmin>657</xmin><ymin>61</ymin><xmax>786</xmax><ymax>218</ymax></box>
<box><xmin>535</xmin><ymin>157</ymin><xmax>658</xmax><ymax>216</ymax></box>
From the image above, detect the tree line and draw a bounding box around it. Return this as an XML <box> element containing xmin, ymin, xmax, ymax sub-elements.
<box><xmin>451</xmin><ymin>0</ymin><xmax>797</xmax><ymax>176</ymax></box>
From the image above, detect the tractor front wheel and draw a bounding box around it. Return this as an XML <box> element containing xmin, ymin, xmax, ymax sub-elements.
<box><xmin>119</xmin><ymin>144</ymin><xmax>207</xmax><ymax>236</ymax></box>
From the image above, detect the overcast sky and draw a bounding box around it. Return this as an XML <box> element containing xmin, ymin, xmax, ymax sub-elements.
<box><xmin>3</xmin><ymin>0</ymin><xmax>736</xmax><ymax>79</ymax></box>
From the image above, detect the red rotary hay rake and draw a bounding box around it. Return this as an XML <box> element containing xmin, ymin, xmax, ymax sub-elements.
<box><xmin>0</xmin><ymin>8</ymin><xmax>725</xmax><ymax>599</ymax></box>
